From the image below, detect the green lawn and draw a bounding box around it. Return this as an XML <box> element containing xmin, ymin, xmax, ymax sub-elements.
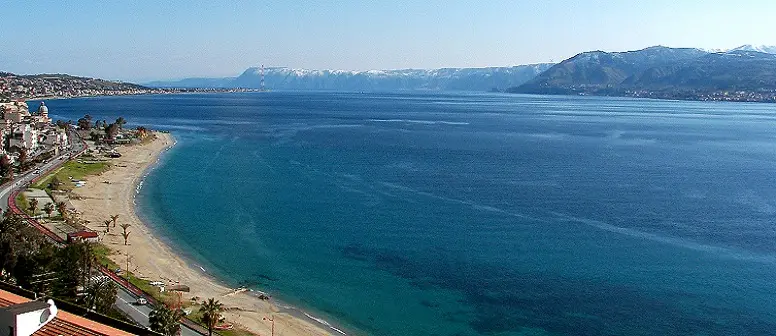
<box><xmin>34</xmin><ymin>160</ymin><xmax>111</xmax><ymax>191</ymax></box>
<box><xmin>93</xmin><ymin>244</ymin><xmax>120</xmax><ymax>270</ymax></box>
<box><xmin>15</xmin><ymin>193</ymin><xmax>30</xmax><ymax>216</ymax></box>
<box><xmin>218</xmin><ymin>329</ymin><xmax>256</xmax><ymax>336</ymax></box>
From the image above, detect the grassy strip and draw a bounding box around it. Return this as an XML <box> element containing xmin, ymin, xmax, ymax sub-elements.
<box><xmin>15</xmin><ymin>193</ymin><xmax>30</xmax><ymax>216</ymax></box>
<box><xmin>34</xmin><ymin>160</ymin><xmax>111</xmax><ymax>191</ymax></box>
<box><xmin>219</xmin><ymin>329</ymin><xmax>256</xmax><ymax>336</ymax></box>
<box><xmin>93</xmin><ymin>244</ymin><xmax>121</xmax><ymax>270</ymax></box>
<box><xmin>93</xmin><ymin>244</ymin><xmax>172</xmax><ymax>303</ymax></box>
<box><xmin>125</xmin><ymin>272</ymin><xmax>168</xmax><ymax>303</ymax></box>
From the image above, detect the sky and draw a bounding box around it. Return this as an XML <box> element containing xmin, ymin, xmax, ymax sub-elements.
<box><xmin>1</xmin><ymin>0</ymin><xmax>775</xmax><ymax>82</ymax></box>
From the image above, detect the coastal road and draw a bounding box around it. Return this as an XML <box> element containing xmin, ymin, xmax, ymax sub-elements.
<box><xmin>116</xmin><ymin>286</ymin><xmax>202</xmax><ymax>336</ymax></box>
<box><xmin>0</xmin><ymin>147</ymin><xmax>83</xmax><ymax>214</ymax></box>
<box><xmin>114</xmin><ymin>288</ymin><xmax>201</xmax><ymax>336</ymax></box>
<box><xmin>0</xmin><ymin>129</ymin><xmax>86</xmax><ymax>213</ymax></box>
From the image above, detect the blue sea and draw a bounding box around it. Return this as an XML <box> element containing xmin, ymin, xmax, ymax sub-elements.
<box><xmin>33</xmin><ymin>92</ymin><xmax>776</xmax><ymax>336</ymax></box>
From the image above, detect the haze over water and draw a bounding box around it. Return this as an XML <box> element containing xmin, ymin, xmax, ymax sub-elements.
<box><xmin>40</xmin><ymin>92</ymin><xmax>776</xmax><ymax>335</ymax></box>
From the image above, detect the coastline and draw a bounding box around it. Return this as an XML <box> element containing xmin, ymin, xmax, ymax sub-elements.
<box><xmin>69</xmin><ymin>132</ymin><xmax>341</xmax><ymax>336</ymax></box>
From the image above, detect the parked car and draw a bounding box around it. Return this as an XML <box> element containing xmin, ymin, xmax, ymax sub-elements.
<box><xmin>135</xmin><ymin>297</ymin><xmax>148</xmax><ymax>305</ymax></box>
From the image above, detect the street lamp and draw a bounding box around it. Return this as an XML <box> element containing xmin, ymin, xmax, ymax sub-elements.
<box><xmin>263</xmin><ymin>315</ymin><xmax>275</xmax><ymax>336</ymax></box>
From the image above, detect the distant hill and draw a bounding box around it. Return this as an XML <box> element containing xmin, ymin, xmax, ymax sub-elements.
<box><xmin>146</xmin><ymin>64</ymin><xmax>554</xmax><ymax>92</ymax></box>
<box><xmin>623</xmin><ymin>50</ymin><xmax>776</xmax><ymax>91</ymax></box>
<box><xmin>509</xmin><ymin>46</ymin><xmax>776</xmax><ymax>102</ymax></box>
<box><xmin>511</xmin><ymin>46</ymin><xmax>709</xmax><ymax>94</ymax></box>
<box><xmin>0</xmin><ymin>72</ymin><xmax>156</xmax><ymax>101</ymax></box>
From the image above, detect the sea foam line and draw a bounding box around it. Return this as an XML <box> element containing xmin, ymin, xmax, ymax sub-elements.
<box><xmin>368</xmin><ymin>119</ymin><xmax>469</xmax><ymax>125</ymax></box>
<box><xmin>553</xmin><ymin>212</ymin><xmax>776</xmax><ymax>263</ymax></box>
<box><xmin>303</xmin><ymin>312</ymin><xmax>348</xmax><ymax>335</ymax></box>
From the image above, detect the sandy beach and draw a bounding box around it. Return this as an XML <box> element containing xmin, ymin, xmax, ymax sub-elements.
<box><xmin>69</xmin><ymin>133</ymin><xmax>336</xmax><ymax>336</ymax></box>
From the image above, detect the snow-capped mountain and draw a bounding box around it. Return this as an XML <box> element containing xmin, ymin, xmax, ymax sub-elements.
<box><xmin>146</xmin><ymin>64</ymin><xmax>554</xmax><ymax>91</ymax></box>
<box><xmin>729</xmin><ymin>44</ymin><xmax>776</xmax><ymax>54</ymax></box>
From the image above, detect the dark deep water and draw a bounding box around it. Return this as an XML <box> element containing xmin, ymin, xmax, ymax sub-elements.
<box><xmin>35</xmin><ymin>92</ymin><xmax>776</xmax><ymax>335</ymax></box>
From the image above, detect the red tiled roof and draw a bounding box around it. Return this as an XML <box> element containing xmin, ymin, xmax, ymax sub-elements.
<box><xmin>67</xmin><ymin>231</ymin><xmax>99</xmax><ymax>238</ymax></box>
<box><xmin>0</xmin><ymin>290</ymin><xmax>135</xmax><ymax>336</ymax></box>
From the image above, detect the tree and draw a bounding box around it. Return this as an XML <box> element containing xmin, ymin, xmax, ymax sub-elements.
<box><xmin>28</xmin><ymin>198</ymin><xmax>38</xmax><ymax>217</ymax></box>
<box><xmin>52</xmin><ymin>242</ymin><xmax>91</xmax><ymax>299</ymax></box>
<box><xmin>0</xmin><ymin>155</ymin><xmax>12</xmax><ymax>183</ymax></box>
<box><xmin>105</xmin><ymin>123</ymin><xmax>119</xmax><ymax>140</ymax></box>
<box><xmin>77</xmin><ymin>118</ymin><xmax>92</xmax><ymax>131</ymax></box>
<box><xmin>149</xmin><ymin>305</ymin><xmax>183</xmax><ymax>336</ymax></box>
<box><xmin>103</xmin><ymin>220</ymin><xmax>112</xmax><ymax>234</ymax></box>
<box><xmin>56</xmin><ymin>202</ymin><xmax>68</xmax><ymax>220</ymax></box>
<box><xmin>90</xmin><ymin>132</ymin><xmax>105</xmax><ymax>143</ymax></box>
<box><xmin>120</xmin><ymin>223</ymin><xmax>131</xmax><ymax>245</ymax></box>
<box><xmin>120</xmin><ymin>230</ymin><xmax>130</xmax><ymax>246</ymax></box>
<box><xmin>49</xmin><ymin>176</ymin><xmax>63</xmax><ymax>190</ymax></box>
<box><xmin>13</xmin><ymin>242</ymin><xmax>56</xmax><ymax>293</ymax></box>
<box><xmin>1</xmin><ymin>209</ymin><xmax>57</xmax><ymax>293</ymax></box>
<box><xmin>83</xmin><ymin>280</ymin><xmax>117</xmax><ymax>314</ymax></box>
<box><xmin>0</xmin><ymin>211</ymin><xmax>24</xmax><ymax>277</ymax></box>
<box><xmin>198</xmin><ymin>298</ymin><xmax>224</xmax><ymax>336</ymax></box>
<box><xmin>110</xmin><ymin>214</ymin><xmax>119</xmax><ymax>228</ymax></box>
<box><xmin>43</xmin><ymin>202</ymin><xmax>55</xmax><ymax>218</ymax></box>
<box><xmin>115</xmin><ymin>117</ymin><xmax>127</xmax><ymax>130</ymax></box>
<box><xmin>0</xmin><ymin>210</ymin><xmax>23</xmax><ymax>237</ymax></box>
<box><xmin>18</xmin><ymin>148</ymin><xmax>28</xmax><ymax>166</ymax></box>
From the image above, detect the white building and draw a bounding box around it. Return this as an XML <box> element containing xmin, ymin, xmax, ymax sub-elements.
<box><xmin>41</xmin><ymin>128</ymin><xmax>69</xmax><ymax>153</ymax></box>
<box><xmin>8</xmin><ymin>123</ymin><xmax>39</xmax><ymax>151</ymax></box>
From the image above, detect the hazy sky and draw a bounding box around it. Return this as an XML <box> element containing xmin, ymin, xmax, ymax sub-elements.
<box><xmin>2</xmin><ymin>0</ymin><xmax>775</xmax><ymax>82</ymax></box>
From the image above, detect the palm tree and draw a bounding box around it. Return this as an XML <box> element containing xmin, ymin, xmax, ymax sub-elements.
<box><xmin>198</xmin><ymin>298</ymin><xmax>224</xmax><ymax>336</ymax></box>
<box><xmin>83</xmin><ymin>280</ymin><xmax>117</xmax><ymax>314</ymax></box>
<box><xmin>120</xmin><ymin>223</ymin><xmax>131</xmax><ymax>245</ymax></box>
<box><xmin>149</xmin><ymin>305</ymin><xmax>184</xmax><ymax>336</ymax></box>
<box><xmin>103</xmin><ymin>220</ymin><xmax>112</xmax><ymax>233</ymax></box>
<box><xmin>56</xmin><ymin>202</ymin><xmax>68</xmax><ymax>220</ymax></box>
<box><xmin>28</xmin><ymin>198</ymin><xmax>38</xmax><ymax>217</ymax></box>
<box><xmin>110</xmin><ymin>214</ymin><xmax>120</xmax><ymax>228</ymax></box>
<box><xmin>43</xmin><ymin>202</ymin><xmax>55</xmax><ymax>218</ymax></box>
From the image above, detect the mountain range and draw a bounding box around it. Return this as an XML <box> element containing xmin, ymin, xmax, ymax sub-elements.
<box><xmin>510</xmin><ymin>45</ymin><xmax>776</xmax><ymax>101</ymax></box>
<box><xmin>145</xmin><ymin>64</ymin><xmax>554</xmax><ymax>92</ymax></box>
<box><xmin>144</xmin><ymin>44</ymin><xmax>776</xmax><ymax>102</ymax></box>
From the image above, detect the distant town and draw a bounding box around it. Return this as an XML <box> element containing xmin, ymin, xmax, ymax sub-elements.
<box><xmin>0</xmin><ymin>72</ymin><xmax>256</xmax><ymax>102</ymax></box>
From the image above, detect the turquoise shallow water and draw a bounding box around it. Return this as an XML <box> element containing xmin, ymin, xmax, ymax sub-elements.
<box><xmin>34</xmin><ymin>93</ymin><xmax>776</xmax><ymax>335</ymax></box>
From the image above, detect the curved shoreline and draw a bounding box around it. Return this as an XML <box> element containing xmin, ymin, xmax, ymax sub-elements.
<box><xmin>70</xmin><ymin>132</ymin><xmax>344</xmax><ymax>336</ymax></box>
